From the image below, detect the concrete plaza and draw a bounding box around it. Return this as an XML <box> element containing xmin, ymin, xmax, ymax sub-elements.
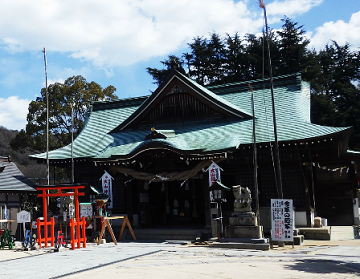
<box><xmin>0</xmin><ymin>238</ymin><xmax>359</xmax><ymax>278</ymax></box>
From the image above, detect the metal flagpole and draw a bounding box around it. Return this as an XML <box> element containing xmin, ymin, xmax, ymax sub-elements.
<box><xmin>42</xmin><ymin>47</ymin><xmax>50</xmax><ymax>186</ymax></box>
<box><xmin>258</xmin><ymin>0</ymin><xmax>283</xmax><ymax>199</ymax></box>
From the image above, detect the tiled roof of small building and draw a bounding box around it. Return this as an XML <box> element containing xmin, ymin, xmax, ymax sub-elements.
<box><xmin>0</xmin><ymin>156</ymin><xmax>36</xmax><ymax>192</ymax></box>
<box><xmin>30</xmin><ymin>72</ymin><xmax>351</xmax><ymax>161</ymax></box>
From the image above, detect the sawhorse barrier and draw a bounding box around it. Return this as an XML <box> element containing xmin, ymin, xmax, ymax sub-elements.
<box><xmin>97</xmin><ymin>216</ymin><xmax>136</xmax><ymax>245</ymax></box>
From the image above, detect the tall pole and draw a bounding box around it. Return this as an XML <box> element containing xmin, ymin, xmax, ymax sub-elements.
<box><xmin>259</xmin><ymin>0</ymin><xmax>283</xmax><ymax>199</ymax></box>
<box><xmin>71</xmin><ymin>103</ymin><xmax>74</xmax><ymax>183</ymax></box>
<box><xmin>43</xmin><ymin>47</ymin><xmax>50</xmax><ymax>186</ymax></box>
<box><xmin>249</xmin><ymin>84</ymin><xmax>261</xmax><ymax>229</ymax></box>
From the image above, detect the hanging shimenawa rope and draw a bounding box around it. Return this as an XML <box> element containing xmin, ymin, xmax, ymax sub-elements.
<box><xmin>109</xmin><ymin>159</ymin><xmax>224</xmax><ymax>182</ymax></box>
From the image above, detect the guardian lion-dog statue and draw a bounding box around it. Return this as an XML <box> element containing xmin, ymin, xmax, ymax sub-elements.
<box><xmin>233</xmin><ymin>185</ymin><xmax>252</xmax><ymax>213</ymax></box>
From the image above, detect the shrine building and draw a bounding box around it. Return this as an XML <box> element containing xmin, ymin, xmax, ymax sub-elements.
<box><xmin>30</xmin><ymin>71</ymin><xmax>360</xmax><ymax>233</ymax></box>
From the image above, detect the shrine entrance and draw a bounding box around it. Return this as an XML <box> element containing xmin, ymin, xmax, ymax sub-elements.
<box><xmin>131</xmin><ymin>179</ymin><xmax>206</xmax><ymax>228</ymax></box>
<box><xmin>109</xmin><ymin>150</ymin><xmax>223</xmax><ymax>230</ymax></box>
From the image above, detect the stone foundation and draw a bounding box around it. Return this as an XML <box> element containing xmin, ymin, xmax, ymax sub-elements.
<box><xmin>225</xmin><ymin>225</ymin><xmax>263</xmax><ymax>238</ymax></box>
<box><xmin>229</xmin><ymin>215</ymin><xmax>258</xmax><ymax>226</ymax></box>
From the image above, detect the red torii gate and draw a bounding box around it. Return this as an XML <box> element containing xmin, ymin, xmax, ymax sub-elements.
<box><xmin>36</xmin><ymin>185</ymin><xmax>86</xmax><ymax>250</ymax></box>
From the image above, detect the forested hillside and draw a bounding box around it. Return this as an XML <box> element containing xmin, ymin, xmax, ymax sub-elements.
<box><xmin>0</xmin><ymin>126</ymin><xmax>46</xmax><ymax>179</ymax></box>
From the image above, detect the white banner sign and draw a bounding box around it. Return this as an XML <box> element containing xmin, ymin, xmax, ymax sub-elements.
<box><xmin>207</xmin><ymin>162</ymin><xmax>223</xmax><ymax>187</ymax></box>
<box><xmin>100</xmin><ymin>171</ymin><xmax>114</xmax><ymax>208</ymax></box>
<box><xmin>271</xmin><ymin>199</ymin><xmax>293</xmax><ymax>242</ymax></box>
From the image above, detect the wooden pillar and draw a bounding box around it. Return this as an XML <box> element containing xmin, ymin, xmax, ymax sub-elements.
<box><xmin>203</xmin><ymin>175</ymin><xmax>211</xmax><ymax>228</ymax></box>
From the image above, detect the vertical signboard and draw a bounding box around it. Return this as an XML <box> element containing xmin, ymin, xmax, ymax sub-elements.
<box><xmin>207</xmin><ymin>162</ymin><xmax>223</xmax><ymax>187</ymax></box>
<box><xmin>271</xmin><ymin>199</ymin><xmax>293</xmax><ymax>242</ymax></box>
<box><xmin>100</xmin><ymin>171</ymin><xmax>114</xmax><ymax>208</ymax></box>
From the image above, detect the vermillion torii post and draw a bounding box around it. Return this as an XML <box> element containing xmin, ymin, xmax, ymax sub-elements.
<box><xmin>37</xmin><ymin>185</ymin><xmax>85</xmax><ymax>249</ymax></box>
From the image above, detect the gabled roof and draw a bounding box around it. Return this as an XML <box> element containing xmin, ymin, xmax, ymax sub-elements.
<box><xmin>30</xmin><ymin>72</ymin><xmax>351</xmax><ymax>162</ymax></box>
<box><xmin>111</xmin><ymin>70</ymin><xmax>253</xmax><ymax>132</ymax></box>
<box><xmin>0</xmin><ymin>156</ymin><xmax>36</xmax><ymax>192</ymax></box>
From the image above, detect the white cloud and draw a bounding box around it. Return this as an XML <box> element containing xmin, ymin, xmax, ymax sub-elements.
<box><xmin>266</xmin><ymin>0</ymin><xmax>322</xmax><ymax>17</ymax></box>
<box><xmin>0</xmin><ymin>0</ymin><xmax>262</xmax><ymax>69</ymax></box>
<box><xmin>0</xmin><ymin>0</ymin><xmax>331</xmax><ymax>70</ymax></box>
<box><xmin>0</xmin><ymin>96</ymin><xmax>29</xmax><ymax>131</ymax></box>
<box><xmin>309</xmin><ymin>11</ymin><xmax>360</xmax><ymax>50</ymax></box>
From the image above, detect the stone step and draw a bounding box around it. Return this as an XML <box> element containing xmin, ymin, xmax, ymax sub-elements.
<box><xmin>209</xmin><ymin>242</ymin><xmax>270</xmax><ymax>251</ymax></box>
<box><xmin>271</xmin><ymin>235</ymin><xmax>304</xmax><ymax>246</ymax></box>
<box><xmin>298</xmin><ymin>227</ymin><xmax>331</xmax><ymax>240</ymax></box>
<box><xmin>331</xmin><ymin>226</ymin><xmax>354</xmax><ymax>240</ymax></box>
<box><xmin>293</xmin><ymin>235</ymin><xmax>304</xmax><ymax>245</ymax></box>
<box><xmin>120</xmin><ymin>228</ymin><xmax>208</xmax><ymax>241</ymax></box>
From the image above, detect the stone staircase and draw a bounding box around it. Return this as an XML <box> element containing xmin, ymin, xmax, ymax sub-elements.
<box><xmin>114</xmin><ymin>226</ymin><xmax>357</xmax><ymax>243</ymax></box>
<box><xmin>297</xmin><ymin>226</ymin><xmax>356</xmax><ymax>241</ymax></box>
<box><xmin>293</xmin><ymin>229</ymin><xmax>304</xmax><ymax>245</ymax></box>
<box><xmin>119</xmin><ymin>227</ymin><xmax>211</xmax><ymax>242</ymax></box>
<box><xmin>271</xmin><ymin>229</ymin><xmax>304</xmax><ymax>246</ymax></box>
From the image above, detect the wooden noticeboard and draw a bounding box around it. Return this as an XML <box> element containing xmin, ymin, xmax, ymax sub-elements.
<box><xmin>80</xmin><ymin>203</ymin><xmax>93</xmax><ymax>218</ymax></box>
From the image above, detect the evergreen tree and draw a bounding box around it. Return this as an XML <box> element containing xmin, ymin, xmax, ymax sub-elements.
<box><xmin>185</xmin><ymin>36</ymin><xmax>211</xmax><ymax>85</ymax></box>
<box><xmin>206</xmin><ymin>33</ymin><xmax>227</xmax><ymax>85</ymax></box>
<box><xmin>146</xmin><ymin>55</ymin><xmax>185</xmax><ymax>86</ymax></box>
<box><xmin>276</xmin><ymin>17</ymin><xmax>310</xmax><ymax>76</ymax></box>
<box><xmin>244</xmin><ymin>33</ymin><xmax>267</xmax><ymax>80</ymax></box>
<box><xmin>311</xmin><ymin>41</ymin><xmax>360</xmax><ymax>149</ymax></box>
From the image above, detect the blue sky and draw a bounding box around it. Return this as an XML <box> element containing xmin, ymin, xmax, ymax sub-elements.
<box><xmin>0</xmin><ymin>0</ymin><xmax>359</xmax><ymax>131</ymax></box>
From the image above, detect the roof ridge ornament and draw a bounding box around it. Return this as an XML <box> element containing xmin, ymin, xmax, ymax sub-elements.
<box><xmin>145</xmin><ymin>127</ymin><xmax>167</xmax><ymax>140</ymax></box>
<box><xmin>167</xmin><ymin>84</ymin><xmax>186</xmax><ymax>95</ymax></box>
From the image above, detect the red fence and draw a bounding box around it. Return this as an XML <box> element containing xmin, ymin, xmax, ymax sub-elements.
<box><xmin>69</xmin><ymin>217</ymin><xmax>87</xmax><ymax>249</ymax></box>
<box><xmin>36</xmin><ymin>217</ymin><xmax>55</xmax><ymax>248</ymax></box>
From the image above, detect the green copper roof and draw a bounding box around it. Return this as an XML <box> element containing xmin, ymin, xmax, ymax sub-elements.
<box><xmin>30</xmin><ymin>72</ymin><xmax>351</xmax><ymax>161</ymax></box>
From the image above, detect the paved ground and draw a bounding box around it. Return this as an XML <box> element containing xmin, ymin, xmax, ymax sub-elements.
<box><xmin>1</xmin><ymin>239</ymin><xmax>360</xmax><ymax>279</ymax></box>
<box><xmin>1</xmin><ymin>226</ymin><xmax>360</xmax><ymax>278</ymax></box>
